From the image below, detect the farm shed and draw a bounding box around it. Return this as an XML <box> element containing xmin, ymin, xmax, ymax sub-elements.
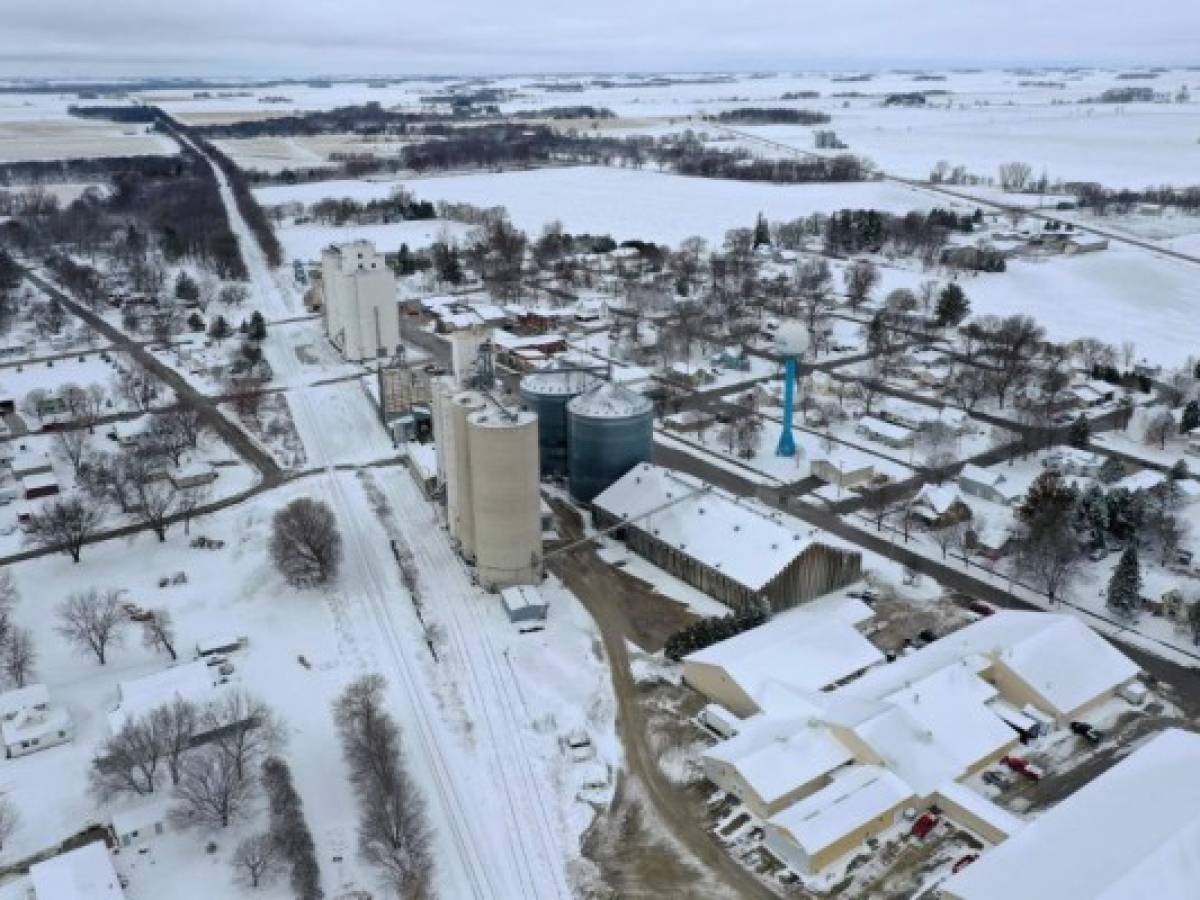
<box><xmin>592</xmin><ymin>463</ymin><xmax>862</xmax><ymax>613</ymax></box>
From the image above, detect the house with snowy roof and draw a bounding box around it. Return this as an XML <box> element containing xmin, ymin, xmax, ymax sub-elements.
<box><xmin>958</xmin><ymin>464</ymin><xmax>1027</xmax><ymax>506</ymax></box>
<box><xmin>0</xmin><ymin>684</ymin><xmax>72</xmax><ymax>758</ymax></box>
<box><xmin>593</xmin><ymin>464</ymin><xmax>862</xmax><ymax>613</ymax></box>
<box><xmin>943</xmin><ymin>728</ymin><xmax>1200</xmax><ymax>900</ymax></box>
<box><xmin>26</xmin><ymin>841</ymin><xmax>125</xmax><ymax>900</ymax></box>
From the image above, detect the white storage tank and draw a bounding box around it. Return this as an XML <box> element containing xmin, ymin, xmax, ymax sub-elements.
<box><xmin>445</xmin><ymin>391</ymin><xmax>486</xmax><ymax>560</ymax></box>
<box><xmin>467</xmin><ymin>408</ymin><xmax>542</xmax><ymax>588</ymax></box>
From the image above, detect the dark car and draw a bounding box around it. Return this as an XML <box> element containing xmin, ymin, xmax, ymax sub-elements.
<box><xmin>917</xmin><ymin>628</ymin><xmax>938</xmax><ymax>645</ymax></box>
<box><xmin>953</xmin><ymin>853</ymin><xmax>979</xmax><ymax>874</ymax></box>
<box><xmin>1070</xmin><ymin>721</ymin><xmax>1102</xmax><ymax>745</ymax></box>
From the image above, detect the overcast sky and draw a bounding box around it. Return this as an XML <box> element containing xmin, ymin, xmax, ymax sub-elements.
<box><xmin>0</xmin><ymin>0</ymin><xmax>1196</xmax><ymax>78</ymax></box>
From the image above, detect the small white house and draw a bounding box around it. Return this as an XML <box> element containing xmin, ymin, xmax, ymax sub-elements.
<box><xmin>170</xmin><ymin>463</ymin><xmax>218</xmax><ymax>490</ymax></box>
<box><xmin>0</xmin><ymin>684</ymin><xmax>73</xmax><ymax>759</ymax></box>
<box><xmin>111</xmin><ymin>800</ymin><xmax>171</xmax><ymax>849</ymax></box>
<box><xmin>28</xmin><ymin>841</ymin><xmax>125</xmax><ymax>900</ymax></box>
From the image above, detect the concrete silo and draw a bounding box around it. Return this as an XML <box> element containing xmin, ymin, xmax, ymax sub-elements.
<box><xmin>567</xmin><ymin>382</ymin><xmax>654</xmax><ymax>503</ymax></box>
<box><xmin>467</xmin><ymin>408</ymin><xmax>542</xmax><ymax>588</ymax></box>
<box><xmin>444</xmin><ymin>390</ymin><xmax>486</xmax><ymax>560</ymax></box>
<box><xmin>519</xmin><ymin>370</ymin><xmax>602</xmax><ymax>479</ymax></box>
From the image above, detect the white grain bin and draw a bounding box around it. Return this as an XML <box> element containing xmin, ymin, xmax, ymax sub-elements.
<box><xmin>467</xmin><ymin>407</ymin><xmax>542</xmax><ymax>588</ymax></box>
<box><xmin>445</xmin><ymin>391</ymin><xmax>486</xmax><ymax>560</ymax></box>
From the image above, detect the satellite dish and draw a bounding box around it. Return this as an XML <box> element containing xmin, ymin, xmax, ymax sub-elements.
<box><xmin>774</xmin><ymin>321</ymin><xmax>810</xmax><ymax>358</ymax></box>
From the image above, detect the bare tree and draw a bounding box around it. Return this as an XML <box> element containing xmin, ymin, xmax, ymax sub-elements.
<box><xmin>141</xmin><ymin>608</ymin><xmax>179</xmax><ymax>661</ymax></box>
<box><xmin>177</xmin><ymin>483</ymin><xmax>211</xmax><ymax>536</ymax></box>
<box><xmin>334</xmin><ymin>675</ymin><xmax>433</xmax><ymax>899</ymax></box>
<box><xmin>173</xmin><ymin>746</ymin><xmax>255</xmax><ymax>828</ymax></box>
<box><xmin>1144</xmin><ymin>410</ymin><xmax>1176</xmax><ymax>451</ymax></box>
<box><xmin>56</xmin><ymin>588</ymin><xmax>126</xmax><ymax>664</ymax></box>
<box><xmin>53</xmin><ymin>428</ymin><xmax>89</xmax><ymax>477</ymax></box>
<box><xmin>997</xmin><ymin>161</ymin><xmax>1033</xmax><ymax>192</ymax></box>
<box><xmin>134</xmin><ymin>479</ymin><xmax>179</xmax><ymax>542</ymax></box>
<box><xmin>202</xmin><ymin>692</ymin><xmax>285</xmax><ymax>783</ymax></box>
<box><xmin>843</xmin><ymin>259</ymin><xmax>880</xmax><ymax>311</ymax></box>
<box><xmin>149</xmin><ymin>696</ymin><xmax>197</xmax><ymax>787</ymax></box>
<box><xmin>1</xmin><ymin>627</ymin><xmax>37</xmax><ymax>688</ymax></box>
<box><xmin>91</xmin><ymin>717</ymin><xmax>163</xmax><ymax>798</ymax></box>
<box><xmin>115</xmin><ymin>366</ymin><xmax>159</xmax><ymax>413</ymax></box>
<box><xmin>232</xmin><ymin>832</ymin><xmax>281</xmax><ymax>890</ymax></box>
<box><xmin>27</xmin><ymin>495</ymin><xmax>105</xmax><ymax>563</ymax></box>
<box><xmin>269</xmin><ymin>498</ymin><xmax>343</xmax><ymax>586</ymax></box>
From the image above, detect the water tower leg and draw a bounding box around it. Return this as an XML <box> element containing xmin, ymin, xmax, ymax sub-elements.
<box><xmin>776</xmin><ymin>357</ymin><xmax>797</xmax><ymax>457</ymax></box>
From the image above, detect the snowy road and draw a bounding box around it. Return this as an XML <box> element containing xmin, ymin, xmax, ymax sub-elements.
<box><xmin>197</xmin><ymin>134</ymin><xmax>575</xmax><ymax>897</ymax></box>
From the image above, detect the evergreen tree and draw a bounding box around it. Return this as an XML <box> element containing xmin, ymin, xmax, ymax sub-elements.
<box><xmin>752</xmin><ymin>212</ymin><xmax>771</xmax><ymax>248</ymax></box>
<box><xmin>935</xmin><ymin>283</ymin><xmax>970</xmax><ymax>327</ymax></box>
<box><xmin>396</xmin><ymin>243</ymin><xmax>415</xmax><ymax>276</ymax></box>
<box><xmin>1067</xmin><ymin>414</ymin><xmax>1090</xmax><ymax>449</ymax></box>
<box><xmin>174</xmin><ymin>271</ymin><xmax>199</xmax><ymax>301</ymax></box>
<box><xmin>1182</xmin><ymin>399</ymin><xmax>1200</xmax><ymax>434</ymax></box>
<box><xmin>1106</xmin><ymin>546</ymin><xmax>1142</xmax><ymax>620</ymax></box>
<box><xmin>247</xmin><ymin>311</ymin><xmax>267</xmax><ymax>342</ymax></box>
<box><xmin>208</xmin><ymin>315</ymin><xmax>233</xmax><ymax>344</ymax></box>
<box><xmin>1098</xmin><ymin>456</ymin><xmax>1126</xmax><ymax>485</ymax></box>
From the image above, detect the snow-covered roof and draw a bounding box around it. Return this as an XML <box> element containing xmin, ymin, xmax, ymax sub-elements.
<box><xmin>1114</xmin><ymin>468</ymin><xmax>1164</xmax><ymax>493</ymax></box>
<box><xmin>1</xmin><ymin>703</ymin><xmax>70</xmax><ymax>748</ymax></box>
<box><xmin>768</xmin><ymin>765</ymin><xmax>913</xmax><ymax>857</ymax></box>
<box><xmin>684</xmin><ymin>603</ymin><xmax>884</xmax><ymax>700</ymax></box>
<box><xmin>566</xmin><ymin>382</ymin><xmax>652</xmax><ymax>419</ymax></box>
<box><xmin>857</xmin><ymin>415</ymin><xmax>914</xmax><ymax>442</ymax></box>
<box><xmin>520</xmin><ymin>369</ymin><xmax>602</xmax><ymax>397</ymax></box>
<box><xmin>596</xmin><ymin>463</ymin><xmax>856</xmax><ymax>593</ymax></box>
<box><xmin>839</xmin><ymin>611</ymin><xmax>1137</xmax><ymax>719</ymax></box>
<box><xmin>704</xmin><ymin>714</ymin><xmax>853</xmax><ymax>804</ymax></box>
<box><xmin>20</xmin><ymin>472</ymin><xmax>59</xmax><ymax>492</ymax></box>
<box><xmin>0</xmin><ymin>683</ymin><xmax>48</xmax><ymax>718</ymax></box>
<box><xmin>29</xmin><ymin>843</ymin><xmax>125</xmax><ymax>900</ymax></box>
<box><xmin>500</xmin><ymin>585</ymin><xmax>547</xmax><ymax>614</ymax></box>
<box><xmin>111</xmin><ymin>799</ymin><xmax>172</xmax><ymax>836</ymax></box>
<box><xmin>811</xmin><ymin>444</ymin><xmax>878</xmax><ymax>473</ymax></box>
<box><xmin>943</xmin><ymin>729</ymin><xmax>1200</xmax><ymax>900</ymax></box>
<box><xmin>914</xmin><ymin>484</ymin><xmax>969</xmax><ymax>516</ymax></box>
<box><xmin>935</xmin><ymin>780</ymin><xmax>1025</xmax><ymax>840</ymax></box>
<box><xmin>407</xmin><ymin>442</ymin><xmax>437</xmax><ymax>481</ymax></box>
<box><xmin>109</xmin><ymin>661</ymin><xmax>216</xmax><ymax>733</ymax></box>
<box><xmin>994</xmin><ymin>615</ymin><xmax>1138</xmax><ymax>716</ymax></box>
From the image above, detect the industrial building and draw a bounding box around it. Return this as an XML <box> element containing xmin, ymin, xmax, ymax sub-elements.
<box><xmin>320</xmin><ymin>240</ymin><xmax>399</xmax><ymax>361</ymax></box>
<box><xmin>689</xmin><ymin>605</ymin><xmax>1140</xmax><ymax>878</ymax></box>
<box><xmin>593</xmin><ymin>464</ymin><xmax>863</xmax><ymax>613</ymax></box>
<box><xmin>942</xmin><ymin>728</ymin><xmax>1200</xmax><ymax>900</ymax></box>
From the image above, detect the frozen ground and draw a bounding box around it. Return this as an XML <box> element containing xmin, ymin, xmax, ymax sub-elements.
<box><xmin>276</xmin><ymin>219</ymin><xmax>471</xmax><ymax>263</ymax></box>
<box><xmin>256</xmin><ymin>166</ymin><xmax>946</xmax><ymax>245</ymax></box>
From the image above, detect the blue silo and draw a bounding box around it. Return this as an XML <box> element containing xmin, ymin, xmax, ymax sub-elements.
<box><xmin>567</xmin><ymin>382</ymin><xmax>654</xmax><ymax>503</ymax></box>
<box><xmin>519</xmin><ymin>370</ymin><xmax>601</xmax><ymax>479</ymax></box>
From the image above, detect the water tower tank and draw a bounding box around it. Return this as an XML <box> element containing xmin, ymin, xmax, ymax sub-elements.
<box><xmin>467</xmin><ymin>408</ymin><xmax>542</xmax><ymax>588</ymax></box>
<box><xmin>519</xmin><ymin>370</ymin><xmax>602</xmax><ymax>479</ymax></box>
<box><xmin>567</xmin><ymin>383</ymin><xmax>654</xmax><ymax>503</ymax></box>
<box><xmin>774</xmin><ymin>320</ymin><xmax>811</xmax><ymax>359</ymax></box>
<box><xmin>445</xmin><ymin>391</ymin><xmax>486</xmax><ymax>560</ymax></box>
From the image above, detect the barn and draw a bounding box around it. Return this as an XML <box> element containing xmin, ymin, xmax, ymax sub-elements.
<box><xmin>592</xmin><ymin>464</ymin><xmax>862</xmax><ymax>613</ymax></box>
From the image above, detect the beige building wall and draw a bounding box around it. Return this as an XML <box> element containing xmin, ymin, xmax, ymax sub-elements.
<box><xmin>703</xmin><ymin>757</ymin><xmax>832</xmax><ymax>819</ymax></box>
<box><xmin>682</xmin><ymin>661</ymin><xmax>759</xmax><ymax>718</ymax></box>
<box><xmin>932</xmin><ymin>789</ymin><xmax>1017</xmax><ymax>846</ymax></box>
<box><xmin>766</xmin><ymin>798</ymin><xmax>911</xmax><ymax>876</ymax></box>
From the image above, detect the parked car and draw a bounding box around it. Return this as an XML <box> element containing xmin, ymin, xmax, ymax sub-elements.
<box><xmin>917</xmin><ymin>628</ymin><xmax>938</xmax><ymax>645</ymax></box>
<box><xmin>952</xmin><ymin>854</ymin><xmax>979</xmax><ymax>874</ymax></box>
<box><xmin>1070</xmin><ymin>721</ymin><xmax>1102</xmax><ymax>745</ymax></box>
<box><xmin>910</xmin><ymin>811</ymin><xmax>940</xmax><ymax>839</ymax></box>
<box><xmin>1002</xmin><ymin>755</ymin><xmax>1044</xmax><ymax>780</ymax></box>
<box><xmin>966</xmin><ymin>599</ymin><xmax>994</xmax><ymax>617</ymax></box>
<box><xmin>982</xmin><ymin>770</ymin><xmax>1012</xmax><ymax>790</ymax></box>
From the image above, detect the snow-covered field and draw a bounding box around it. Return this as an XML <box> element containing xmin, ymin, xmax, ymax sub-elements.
<box><xmin>262</xmin><ymin>166</ymin><xmax>945</xmax><ymax>245</ymax></box>
<box><xmin>276</xmin><ymin>219</ymin><xmax>471</xmax><ymax>262</ymax></box>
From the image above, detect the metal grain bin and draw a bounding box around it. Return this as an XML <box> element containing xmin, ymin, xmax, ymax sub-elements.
<box><xmin>519</xmin><ymin>370</ymin><xmax>602</xmax><ymax>479</ymax></box>
<box><xmin>567</xmin><ymin>383</ymin><xmax>654</xmax><ymax>503</ymax></box>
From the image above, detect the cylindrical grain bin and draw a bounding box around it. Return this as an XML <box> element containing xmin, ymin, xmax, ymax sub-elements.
<box><xmin>519</xmin><ymin>369</ymin><xmax>602</xmax><ymax>479</ymax></box>
<box><xmin>567</xmin><ymin>382</ymin><xmax>654</xmax><ymax>503</ymax></box>
<box><xmin>445</xmin><ymin>390</ymin><xmax>486</xmax><ymax>560</ymax></box>
<box><xmin>467</xmin><ymin>408</ymin><xmax>542</xmax><ymax>588</ymax></box>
